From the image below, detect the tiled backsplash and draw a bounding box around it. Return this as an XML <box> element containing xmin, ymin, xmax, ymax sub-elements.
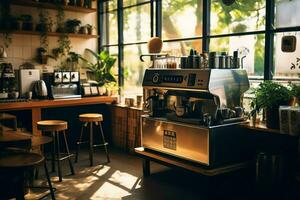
<box><xmin>0</xmin><ymin>3</ymin><xmax>98</xmax><ymax>71</ymax></box>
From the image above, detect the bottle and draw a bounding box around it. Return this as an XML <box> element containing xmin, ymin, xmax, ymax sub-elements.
<box><xmin>187</xmin><ymin>49</ymin><xmax>195</xmax><ymax>68</ymax></box>
<box><xmin>232</xmin><ymin>51</ymin><xmax>240</xmax><ymax>69</ymax></box>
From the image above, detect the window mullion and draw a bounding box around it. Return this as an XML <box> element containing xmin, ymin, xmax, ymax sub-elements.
<box><xmin>264</xmin><ymin>0</ymin><xmax>275</xmax><ymax>80</ymax></box>
<box><xmin>156</xmin><ymin>0</ymin><xmax>162</xmax><ymax>37</ymax></box>
<box><xmin>118</xmin><ymin>0</ymin><xmax>124</xmax><ymax>88</ymax></box>
<box><xmin>203</xmin><ymin>0</ymin><xmax>210</xmax><ymax>53</ymax></box>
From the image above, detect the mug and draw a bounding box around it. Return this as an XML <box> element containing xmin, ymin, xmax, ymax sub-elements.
<box><xmin>125</xmin><ymin>98</ymin><xmax>135</xmax><ymax>107</ymax></box>
<box><xmin>26</xmin><ymin>91</ymin><xmax>32</xmax><ymax>100</ymax></box>
<box><xmin>136</xmin><ymin>95</ymin><xmax>143</xmax><ymax>107</ymax></box>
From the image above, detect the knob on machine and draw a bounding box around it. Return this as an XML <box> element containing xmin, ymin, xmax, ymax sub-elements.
<box><xmin>152</xmin><ymin>73</ymin><xmax>160</xmax><ymax>83</ymax></box>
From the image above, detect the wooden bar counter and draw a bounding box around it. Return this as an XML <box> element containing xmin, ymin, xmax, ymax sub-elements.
<box><xmin>0</xmin><ymin>96</ymin><xmax>117</xmax><ymax>135</ymax></box>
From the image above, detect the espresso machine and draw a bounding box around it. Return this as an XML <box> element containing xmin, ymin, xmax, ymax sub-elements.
<box><xmin>48</xmin><ymin>71</ymin><xmax>81</xmax><ymax>99</ymax></box>
<box><xmin>141</xmin><ymin>68</ymin><xmax>252</xmax><ymax>168</ymax></box>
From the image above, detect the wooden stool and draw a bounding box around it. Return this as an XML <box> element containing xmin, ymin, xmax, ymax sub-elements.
<box><xmin>0</xmin><ymin>113</ymin><xmax>17</xmax><ymax>130</ymax></box>
<box><xmin>37</xmin><ymin>120</ymin><xmax>75</xmax><ymax>182</ymax></box>
<box><xmin>75</xmin><ymin>113</ymin><xmax>110</xmax><ymax>166</ymax></box>
<box><xmin>0</xmin><ymin>150</ymin><xmax>55</xmax><ymax>200</ymax></box>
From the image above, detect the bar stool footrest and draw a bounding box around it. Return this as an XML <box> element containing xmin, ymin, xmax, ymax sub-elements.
<box><xmin>92</xmin><ymin>142</ymin><xmax>109</xmax><ymax>148</ymax></box>
<box><xmin>46</xmin><ymin>153</ymin><xmax>74</xmax><ymax>162</ymax></box>
<box><xmin>77</xmin><ymin>141</ymin><xmax>88</xmax><ymax>145</ymax></box>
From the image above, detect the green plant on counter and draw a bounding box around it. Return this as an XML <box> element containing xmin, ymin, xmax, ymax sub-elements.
<box><xmin>250</xmin><ymin>81</ymin><xmax>292</xmax><ymax>129</ymax></box>
<box><xmin>251</xmin><ymin>81</ymin><xmax>292</xmax><ymax>113</ymax></box>
<box><xmin>81</xmin><ymin>48</ymin><xmax>117</xmax><ymax>86</ymax></box>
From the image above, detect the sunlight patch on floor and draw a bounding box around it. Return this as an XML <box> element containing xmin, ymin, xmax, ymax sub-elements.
<box><xmin>109</xmin><ymin>170</ymin><xmax>139</xmax><ymax>190</ymax></box>
<box><xmin>90</xmin><ymin>182</ymin><xmax>131</xmax><ymax>200</ymax></box>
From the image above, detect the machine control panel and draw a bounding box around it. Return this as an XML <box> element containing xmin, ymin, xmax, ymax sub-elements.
<box><xmin>143</xmin><ymin>69</ymin><xmax>210</xmax><ymax>90</ymax></box>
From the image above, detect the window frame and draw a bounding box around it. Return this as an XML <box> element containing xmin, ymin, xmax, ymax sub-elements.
<box><xmin>99</xmin><ymin>0</ymin><xmax>300</xmax><ymax>93</ymax></box>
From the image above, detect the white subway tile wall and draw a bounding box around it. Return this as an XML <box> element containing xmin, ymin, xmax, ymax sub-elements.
<box><xmin>0</xmin><ymin>3</ymin><xmax>98</xmax><ymax>71</ymax></box>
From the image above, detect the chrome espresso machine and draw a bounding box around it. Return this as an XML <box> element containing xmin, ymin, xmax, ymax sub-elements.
<box><xmin>141</xmin><ymin>69</ymin><xmax>251</xmax><ymax>168</ymax></box>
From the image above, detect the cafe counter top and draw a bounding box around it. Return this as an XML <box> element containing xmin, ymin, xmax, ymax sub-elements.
<box><xmin>0</xmin><ymin>96</ymin><xmax>118</xmax><ymax>111</ymax></box>
<box><xmin>0</xmin><ymin>96</ymin><xmax>118</xmax><ymax>135</ymax></box>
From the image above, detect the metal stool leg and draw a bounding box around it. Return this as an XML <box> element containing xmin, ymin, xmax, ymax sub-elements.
<box><xmin>44</xmin><ymin>161</ymin><xmax>56</xmax><ymax>200</ymax></box>
<box><xmin>75</xmin><ymin>125</ymin><xmax>84</xmax><ymax>163</ymax></box>
<box><xmin>99</xmin><ymin>123</ymin><xmax>110</xmax><ymax>163</ymax></box>
<box><xmin>51</xmin><ymin>131</ymin><xmax>56</xmax><ymax>173</ymax></box>
<box><xmin>89</xmin><ymin>122</ymin><xmax>94</xmax><ymax>166</ymax></box>
<box><xmin>55</xmin><ymin>131</ymin><xmax>62</xmax><ymax>182</ymax></box>
<box><xmin>63</xmin><ymin>131</ymin><xmax>75</xmax><ymax>175</ymax></box>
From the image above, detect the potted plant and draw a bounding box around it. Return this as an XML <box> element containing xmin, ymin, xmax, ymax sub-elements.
<box><xmin>21</xmin><ymin>14</ymin><xmax>34</xmax><ymax>31</ymax></box>
<box><xmin>79</xmin><ymin>26</ymin><xmax>88</xmax><ymax>34</ymax></box>
<box><xmin>65</xmin><ymin>19</ymin><xmax>81</xmax><ymax>33</ymax></box>
<box><xmin>36</xmin><ymin>11</ymin><xmax>53</xmax><ymax>33</ymax></box>
<box><xmin>0</xmin><ymin>1</ymin><xmax>13</xmax><ymax>48</ymax></box>
<box><xmin>11</xmin><ymin>16</ymin><xmax>23</xmax><ymax>31</ymax></box>
<box><xmin>251</xmin><ymin>81</ymin><xmax>292</xmax><ymax>129</ymax></box>
<box><xmin>81</xmin><ymin>48</ymin><xmax>117</xmax><ymax>93</ymax></box>
<box><xmin>86</xmin><ymin>24</ymin><xmax>93</xmax><ymax>35</ymax></box>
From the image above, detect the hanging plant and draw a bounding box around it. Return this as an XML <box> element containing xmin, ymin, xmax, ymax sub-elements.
<box><xmin>37</xmin><ymin>9</ymin><xmax>53</xmax><ymax>50</ymax></box>
<box><xmin>0</xmin><ymin>1</ymin><xmax>12</xmax><ymax>48</ymax></box>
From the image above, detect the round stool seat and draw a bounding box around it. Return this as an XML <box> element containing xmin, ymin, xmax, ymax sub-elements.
<box><xmin>79</xmin><ymin>113</ymin><xmax>103</xmax><ymax>122</ymax></box>
<box><xmin>37</xmin><ymin>120</ymin><xmax>68</xmax><ymax>132</ymax></box>
<box><xmin>0</xmin><ymin>151</ymin><xmax>44</xmax><ymax>168</ymax></box>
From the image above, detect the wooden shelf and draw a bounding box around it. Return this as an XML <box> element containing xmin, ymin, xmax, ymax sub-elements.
<box><xmin>12</xmin><ymin>0</ymin><xmax>97</xmax><ymax>13</ymax></box>
<box><xmin>10</xmin><ymin>30</ymin><xmax>98</xmax><ymax>39</ymax></box>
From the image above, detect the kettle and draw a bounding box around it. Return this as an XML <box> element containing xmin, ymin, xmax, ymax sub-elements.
<box><xmin>33</xmin><ymin>80</ymin><xmax>48</xmax><ymax>99</ymax></box>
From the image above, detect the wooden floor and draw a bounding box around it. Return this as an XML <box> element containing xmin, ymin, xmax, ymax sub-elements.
<box><xmin>25</xmin><ymin>148</ymin><xmax>300</xmax><ymax>200</ymax></box>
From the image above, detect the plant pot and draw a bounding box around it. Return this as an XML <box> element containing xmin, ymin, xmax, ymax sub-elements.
<box><xmin>62</xmin><ymin>0</ymin><xmax>68</xmax><ymax>6</ymax></box>
<box><xmin>84</xmin><ymin>0</ymin><xmax>92</xmax><ymax>8</ymax></box>
<box><xmin>12</xmin><ymin>20</ymin><xmax>22</xmax><ymax>30</ymax></box>
<box><xmin>73</xmin><ymin>26</ymin><xmax>80</xmax><ymax>33</ymax></box>
<box><xmin>9</xmin><ymin>91</ymin><xmax>19</xmax><ymax>99</ymax></box>
<box><xmin>22</xmin><ymin>22</ymin><xmax>34</xmax><ymax>31</ymax></box>
<box><xmin>78</xmin><ymin>0</ymin><xmax>84</xmax><ymax>7</ymax></box>
<box><xmin>36</xmin><ymin>23</ymin><xmax>48</xmax><ymax>32</ymax></box>
<box><xmin>69</xmin><ymin>0</ymin><xmax>76</xmax><ymax>6</ymax></box>
<box><xmin>87</xmin><ymin>27</ymin><xmax>93</xmax><ymax>35</ymax></box>
<box><xmin>266</xmin><ymin>107</ymin><xmax>280</xmax><ymax>129</ymax></box>
<box><xmin>79</xmin><ymin>26</ymin><xmax>88</xmax><ymax>34</ymax></box>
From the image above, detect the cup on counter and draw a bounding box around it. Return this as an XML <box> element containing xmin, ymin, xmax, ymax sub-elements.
<box><xmin>136</xmin><ymin>95</ymin><xmax>143</xmax><ymax>108</ymax></box>
<box><xmin>26</xmin><ymin>91</ymin><xmax>32</xmax><ymax>100</ymax></box>
<box><xmin>125</xmin><ymin>98</ymin><xmax>135</xmax><ymax>107</ymax></box>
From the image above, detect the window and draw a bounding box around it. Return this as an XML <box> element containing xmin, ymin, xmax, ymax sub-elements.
<box><xmin>100</xmin><ymin>0</ymin><xmax>300</xmax><ymax>98</ymax></box>
<box><xmin>210</xmin><ymin>0</ymin><xmax>265</xmax><ymax>35</ymax></box>
<box><xmin>162</xmin><ymin>0</ymin><xmax>203</xmax><ymax>40</ymax></box>
<box><xmin>274</xmin><ymin>0</ymin><xmax>300</xmax><ymax>80</ymax></box>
